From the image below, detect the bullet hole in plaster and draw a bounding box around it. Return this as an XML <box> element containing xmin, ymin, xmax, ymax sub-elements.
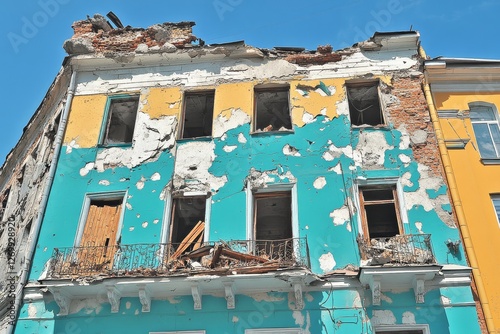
<box><xmin>153</xmin><ymin>219</ymin><xmax>159</xmax><ymax>224</ymax></box>
<box><xmin>302</xmin><ymin>112</ymin><xmax>315</xmax><ymax>124</ymax></box>
<box><xmin>402</xmin><ymin>311</ymin><xmax>416</xmax><ymax>324</ymax></box>
<box><xmin>129</xmin><ymin>227</ymin><xmax>135</xmax><ymax>232</ymax></box>
<box><xmin>319</xmin><ymin>252</ymin><xmax>336</xmax><ymax>273</ymax></box>
<box><xmin>328</xmin><ymin>163</ymin><xmax>342</xmax><ymax>174</ymax></box>
<box><xmin>136</xmin><ymin>214</ymin><xmax>140</xmax><ymax>218</ymax></box>
<box><xmin>126</xmin><ymin>301</ymin><xmax>131</xmax><ymax>309</ymax></box>
<box><xmin>120</xmin><ymin>178</ymin><xmax>129</xmax><ymax>182</ymax></box>
<box><xmin>142</xmin><ymin>221</ymin><xmax>148</xmax><ymax>228</ymax></box>
<box><xmin>283</xmin><ymin>144</ymin><xmax>301</xmax><ymax>157</ymax></box>
<box><xmin>305</xmin><ymin>225</ymin><xmax>309</xmax><ymax>230</ymax></box>
<box><xmin>415</xmin><ymin>222</ymin><xmax>423</xmax><ymax>233</ymax></box>
<box><xmin>313</xmin><ymin>176</ymin><xmax>326</xmax><ymax>189</ymax></box>
<box><xmin>99</xmin><ymin>180</ymin><xmax>110</xmax><ymax>186</ymax></box>
<box><xmin>43</xmin><ymin>247</ymin><xmax>47</xmax><ymax>252</ymax></box>
<box><xmin>126</xmin><ymin>203</ymin><xmax>132</xmax><ymax>210</ymax></box>
<box><xmin>80</xmin><ymin>162</ymin><xmax>95</xmax><ymax>176</ymax></box>
<box><xmin>189</xmin><ymin>165</ymin><xmax>197</xmax><ymax>171</ymax></box>
<box><xmin>441</xmin><ymin>295</ymin><xmax>451</xmax><ymax>305</ymax></box>
<box><xmin>151</xmin><ymin>172</ymin><xmax>161</xmax><ymax>181</ymax></box>
<box><xmin>371</xmin><ymin>310</ymin><xmax>397</xmax><ymax>326</ymax></box>
<box><xmin>223</xmin><ymin>145</ymin><xmax>237</xmax><ymax>153</ymax></box>
<box><xmin>232</xmin><ymin>316</ymin><xmax>239</xmax><ymax>323</ymax></box>
<box><xmin>136</xmin><ymin>179</ymin><xmax>145</xmax><ymax>190</ymax></box>
<box><xmin>238</xmin><ymin>133</ymin><xmax>247</xmax><ymax>144</ymax></box>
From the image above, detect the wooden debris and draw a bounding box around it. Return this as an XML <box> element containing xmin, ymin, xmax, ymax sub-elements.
<box><xmin>171</xmin><ymin>221</ymin><xmax>205</xmax><ymax>259</ymax></box>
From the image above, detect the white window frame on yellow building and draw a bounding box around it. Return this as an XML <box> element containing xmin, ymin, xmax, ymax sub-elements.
<box><xmin>469</xmin><ymin>102</ymin><xmax>500</xmax><ymax>162</ymax></box>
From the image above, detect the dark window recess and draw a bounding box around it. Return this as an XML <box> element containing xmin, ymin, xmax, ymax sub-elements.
<box><xmin>0</xmin><ymin>188</ymin><xmax>10</xmax><ymax>222</ymax></box>
<box><xmin>171</xmin><ymin>197</ymin><xmax>206</xmax><ymax>244</ymax></box>
<box><xmin>347</xmin><ymin>82</ymin><xmax>383</xmax><ymax>126</ymax></box>
<box><xmin>103</xmin><ymin>96</ymin><xmax>139</xmax><ymax>145</ymax></box>
<box><xmin>255</xmin><ymin>88</ymin><xmax>292</xmax><ymax>132</ymax></box>
<box><xmin>360</xmin><ymin>186</ymin><xmax>401</xmax><ymax>238</ymax></box>
<box><xmin>254</xmin><ymin>192</ymin><xmax>292</xmax><ymax>256</ymax></box>
<box><xmin>182</xmin><ymin>92</ymin><xmax>214</xmax><ymax>139</ymax></box>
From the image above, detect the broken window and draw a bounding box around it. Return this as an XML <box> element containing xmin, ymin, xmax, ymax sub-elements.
<box><xmin>254</xmin><ymin>86</ymin><xmax>292</xmax><ymax>132</ymax></box>
<box><xmin>470</xmin><ymin>104</ymin><xmax>500</xmax><ymax>159</ymax></box>
<box><xmin>359</xmin><ymin>186</ymin><xmax>402</xmax><ymax>239</ymax></box>
<box><xmin>181</xmin><ymin>91</ymin><xmax>214</xmax><ymax>139</ymax></box>
<box><xmin>254</xmin><ymin>192</ymin><xmax>293</xmax><ymax>256</ymax></box>
<box><xmin>102</xmin><ymin>95</ymin><xmax>139</xmax><ymax>145</ymax></box>
<box><xmin>346</xmin><ymin>81</ymin><xmax>384</xmax><ymax>126</ymax></box>
<box><xmin>170</xmin><ymin>197</ymin><xmax>206</xmax><ymax>247</ymax></box>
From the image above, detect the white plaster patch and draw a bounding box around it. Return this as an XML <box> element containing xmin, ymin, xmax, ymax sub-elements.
<box><xmin>402</xmin><ymin>311</ymin><xmax>416</xmax><ymax>324</ymax></box>
<box><xmin>238</xmin><ymin>133</ymin><xmax>247</xmax><ymax>144</ymax></box>
<box><xmin>330</xmin><ymin>205</ymin><xmax>350</xmax><ymax>226</ymax></box>
<box><xmin>248</xmin><ymin>292</ymin><xmax>284</xmax><ymax>302</ymax></box>
<box><xmin>313</xmin><ymin>177</ymin><xmax>326</xmax><ymax>189</ymax></box>
<box><xmin>283</xmin><ymin>144</ymin><xmax>301</xmax><ymax>157</ymax></box>
<box><xmin>319</xmin><ymin>252</ymin><xmax>336</xmax><ymax>273</ymax></box>
<box><xmin>173</xmin><ymin>141</ymin><xmax>227</xmax><ymax>193</ymax></box>
<box><xmin>403</xmin><ymin>163</ymin><xmax>446</xmax><ymax>212</ymax></box>
<box><xmin>371</xmin><ymin>310</ymin><xmax>397</xmax><ymax>326</ymax></box>
<box><xmin>68</xmin><ymin>298</ymin><xmax>104</xmax><ymax>315</ymax></box>
<box><xmin>125</xmin><ymin>301</ymin><xmax>131</xmax><ymax>309</ymax></box>
<box><xmin>441</xmin><ymin>295</ymin><xmax>451</xmax><ymax>306</ymax></box>
<box><xmin>213</xmin><ymin>108</ymin><xmax>251</xmax><ymax>138</ymax></box>
<box><xmin>302</xmin><ymin>112</ymin><xmax>315</xmax><ymax>124</ymax></box>
<box><xmin>232</xmin><ymin>316</ymin><xmax>239</xmax><ymax>323</ymax></box>
<box><xmin>380</xmin><ymin>293</ymin><xmax>393</xmax><ymax>304</ymax></box>
<box><xmin>28</xmin><ymin>304</ymin><xmax>37</xmax><ymax>318</ymax></box>
<box><xmin>415</xmin><ymin>222</ymin><xmax>423</xmax><ymax>233</ymax></box>
<box><xmin>305</xmin><ymin>293</ymin><xmax>314</xmax><ymax>302</ymax></box>
<box><xmin>166</xmin><ymin>296</ymin><xmax>182</xmax><ymax>304</ymax></box>
<box><xmin>142</xmin><ymin>221</ymin><xmax>148</xmax><ymax>228</ymax></box>
<box><xmin>335</xmin><ymin>98</ymin><xmax>350</xmax><ymax>116</ymax></box>
<box><xmin>322</xmin><ymin>151</ymin><xmax>334</xmax><ymax>161</ymax></box>
<box><xmin>399</xmin><ymin>153</ymin><xmax>411</xmax><ymax>165</ymax></box>
<box><xmin>355</xmin><ymin>131</ymin><xmax>393</xmax><ymax>168</ymax></box>
<box><xmin>150</xmin><ymin>172</ymin><xmax>161</xmax><ymax>181</ymax></box>
<box><xmin>223</xmin><ymin>145</ymin><xmax>237</xmax><ymax>153</ymax></box>
<box><xmin>134</xmin><ymin>309</ymin><xmax>139</xmax><ymax>315</ymax></box>
<box><xmin>320</xmin><ymin>107</ymin><xmax>327</xmax><ymax>115</ymax></box>
<box><xmin>153</xmin><ymin>219</ymin><xmax>159</xmax><ymax>224</ymax></box>
<box><xmin>126</xmin><ymin>203</ymin><xmax>132</xmax><ymax>210</ymax></box>
<box><xmin>346</xmin><ymin>221</ymin><xmax>351</xmax><ymax>232</ymax></box>
<box><xmin>305</xmin><ymin>225</ymin><xmax>309</xmax><ymax>230</ymax></box>
<box><xmin>136</xmin><ymin>177</ymin><xmax>146</xmax><ymax>190</ymax></box>
<box><xmin>98</xmin><ymin>180</ymin><xmax>110</xmax><ymax>186</ymax></box>
<box><xmin>129</xmin><ymin>227</ymin><xmax>135</xmax><ymax>232</ymax></box>
<box><xmin>293</xmin><ymin>310</ymin><xmax>305</xmax><ymax>326</ymax></box>
<box><xmin>221</xmin><ymin>133</ymin><xmax>227</xmax><ymax>141</ymax></box>
<box><xmin>66</xmin><ymin>139</ymin><xmax>80</xmax><ymax>154</ymax></box>
<box><xmin>95</xmin><ymin>113</ymin><xmax>177</xmax><ymax>172</ymax></box>
<box><xmin>79</xmin><ymin>162</ymin><xmax>95</xmax><ymax>176</ymax></box>
<box><xmin>328</xmin><ymin>162</ymin><xmax>342</xmax><ymax>174</ymax></box>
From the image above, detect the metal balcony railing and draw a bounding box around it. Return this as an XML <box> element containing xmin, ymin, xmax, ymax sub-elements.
<box><xmin>358</xmin><ymin>234</ymin><xmax>436</xmax><ymax>266</ymax></box>
<box><xmin>47</xmin><ymin>238</ymin><xmax>310</xmax><ymax>279</ymax></box>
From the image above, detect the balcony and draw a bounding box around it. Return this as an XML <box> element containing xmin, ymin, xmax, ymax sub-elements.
<box><xmin>358</xmin><ymin>234</ymin><xmax>436</xmax><ymax>266</ymax></box>
<box><xmin>46</xmin><ymin>238</ymin><xmax>310</xmax><ymax>279</ymax></box>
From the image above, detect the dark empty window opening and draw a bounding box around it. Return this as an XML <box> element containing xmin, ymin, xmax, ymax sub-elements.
<box><xmin>0</xmin><ymin>188</ymin><xmax>10</xmax><ymax>222</ymax></box>
<box><xmin>170</xmin><ymin>197</ymin><xmax>206</xmax><ymax>245</ymax></box>
<box><xmin>181</xmin><ymin>91</ymin><xmax>214</xmax><ymax>139</ymax></box>
<box><xmin>360</xmin><ymin>186</ymin><xmax>401</xmax><ymax>239</ymax></box>
<box><xmin>347</xmin><ymin>82</ymin><xmax>383</xmax><ymax>126</ymax></box>
<box><xmin>103</xmin><ymin>96</ymin><xmax>139</xmax><ymax>145</ymax></box>
<box><xmin>254</xmin><ymin>87</ymin><xmax>292</xmax><ymax>132</ymax></box>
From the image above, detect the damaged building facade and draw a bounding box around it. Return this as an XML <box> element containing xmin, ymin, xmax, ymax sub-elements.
<box><xmin>9</xmin><ymin>15</ymin><xmax>482</xmax><ymax>333</ymax></box>
<box><xmin>424</xmin><ymin>57</ymin><xmax>500</xmax><ymax>333</ymax></box>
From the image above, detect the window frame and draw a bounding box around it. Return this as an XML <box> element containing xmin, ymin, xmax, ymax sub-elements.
<box><xmin>469</xmin><ymin>102</ymin><xmax>500</xmax><ymax>161</ymax></box>
<box><xmin>98</xmin><ymin>94</ymin><xmax>140</xmax><ymax>147</ymax></box>
<box><xmin>161</xmin><ymin>191</ymin><xmax>211</xmax><ymax>244</ymax></box>
<box><xmin>179</xmin><ymin>90</ymin><xmax>215</xmax><ymax>140</ymax></box>
<box><xmin>373</xmin><ymin>324</ymin><xmax>430</xmax><ymax>334</ymax></box>
<box><xmin>252</xmin><ymin>84</ymin><xmax>293</xmax><ymax>134</ymax></box>
<box><xmin>491</xmin><ymin>194</ymin><xmax>500</xmax><ymax>228</ymax></box>
<box><xmin>246</xmin><ymin>183</ymin><xmax>299</xmax><ymax>252</ymax></box>
<box><xmin>74</xmin><ymin>191</ymin><xmax>127</xmax><ymax>248</ymax></box>
<box><xmin>354</xmin><ymin>177</ymin><xmax>408</xmax><ymax>240</ymax></box>
<box><xmin>346</xmin><ymin>79</ymin><xmax>385</xmax><ymax>127</ymax></box>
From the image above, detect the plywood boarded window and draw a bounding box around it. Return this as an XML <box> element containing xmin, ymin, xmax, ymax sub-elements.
<box><xmin>181</xmin><ymin>91</ymin><xmax>214</xmax><ymax>139</ymax></box>
<box><xmin>347</xmin><ymin>81</ymin><xmax>384</xmax><ymax>126</ymax></box>
<box><xmin>254</xmin><ymin>192</ymin><xmax>292</xmax><ymax>257</ymax></box>
<box><xmin>254</xmin><ymin>87</ymin><xmax>292</xmax><ymax>132</ymax></box>
<box><xmin>359</xmin><ymin>186</ymin><xmax>402</xmax><ymax>239</ymax></box>
<box><xmin>103</xmin><ymin>96</ymin><xmax>139</xmax><ymax>145</ymax></box>
<box><xmin>170</xmin><ymin>197</ymin><xmax>206</xmax><ymax>245</ymax></box>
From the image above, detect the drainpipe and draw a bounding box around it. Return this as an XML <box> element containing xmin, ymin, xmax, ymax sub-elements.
<box><xmin>7</xmin><ymin>66</ymin><xmax>77</xmax><ymax>334</ymax></box>
<box><xmin>419</xmin><ymin>46</ymin><xmax>495</xmax><ymax>333</ymax></box>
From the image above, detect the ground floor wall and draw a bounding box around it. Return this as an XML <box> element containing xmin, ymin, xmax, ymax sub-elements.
<box><xmin>13</xmin><ymin>287</ymin><xmax>481</xmax><ymax>334</ymax></box>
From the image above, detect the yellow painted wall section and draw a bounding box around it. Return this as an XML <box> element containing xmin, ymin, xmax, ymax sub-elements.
<box><xmin>434</xmin><ymin>90</ymin><xmax>500</xmax><ymax>331</ymax></box>
<box><xmin>142</xmin><ymin>87</ymin><xmax>182</xmax><ymax>119</ymax></box>
<box><xmin>64</xmin><ymin>95</ymin><xmax>108</xmax><ymax>147</ymax></box>
<box><xmin>213</xmin><ymin>82</ymin><xmax>254</xmax><ymax>121</ymax></box>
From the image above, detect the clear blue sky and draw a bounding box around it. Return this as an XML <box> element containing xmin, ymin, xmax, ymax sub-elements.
<box><xmin>1</xmin><ymin>0</ymin><xmax>499</xmax><ymax>164</ymax></box>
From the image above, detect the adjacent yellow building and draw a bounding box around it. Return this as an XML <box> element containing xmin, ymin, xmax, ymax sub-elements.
<box><xmin>425</xmin><ymin>57</ymin><xmax>500</xmax><ymax>333</ymax></box>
